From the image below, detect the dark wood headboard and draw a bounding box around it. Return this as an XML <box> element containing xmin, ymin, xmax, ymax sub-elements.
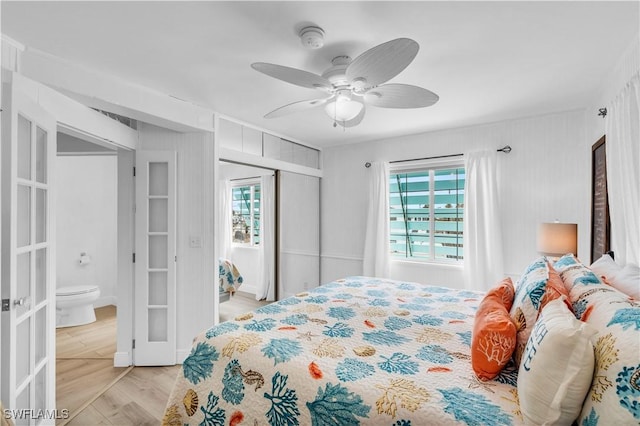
<box><xmin>591</xmin><ymin>136</ymin><xmax>611</xmax><ymax>263</ymax></box>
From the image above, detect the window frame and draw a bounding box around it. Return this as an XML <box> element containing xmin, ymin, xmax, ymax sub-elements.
<box><xmin>389</xmin><ymin>157</ymin><xmax>465</xmax><ymax>264</ymax></box>
<box><xmin>231</xmin><ymin>179</ymin><xmax>261</xmax><ymax>247</ymax></box>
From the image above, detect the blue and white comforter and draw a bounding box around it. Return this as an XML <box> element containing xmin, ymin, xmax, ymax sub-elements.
<box><xmin>164</xmin><ymin>276</ymin><xmax>522</xmax><ymax>425</ymax></box>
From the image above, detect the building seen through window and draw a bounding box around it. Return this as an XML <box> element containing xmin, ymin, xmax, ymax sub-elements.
<box><xmin>389</xmin><ymin>166</ymin><xmax>464</xmax><ymax>261</ymax></box>
<box><xmin>232</xmin><ymin>183</ymin><xmax>260</xmax><ymax>246</ymax></box>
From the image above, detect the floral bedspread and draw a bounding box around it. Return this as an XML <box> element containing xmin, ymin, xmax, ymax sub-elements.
<box><xmin>164</xmin><ymin>277</ymin><xmax>522</xmax><ymax>425</ymax></box>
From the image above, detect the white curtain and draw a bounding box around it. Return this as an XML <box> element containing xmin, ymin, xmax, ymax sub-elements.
<box><xmin>463</xmin><ymin>151</ymin><xmax>504</xmax><ymax>290</ymax></box>
<box><xmin>363</xmin><ymin>162</ymin><xmax>390</xmax><ymax>277</ymax></box>
<box><xmin>218</xmin><ymin>179</ymin><xmax>232</xmax><ymax>260</ymax></box>
<box><xmin>605</xmin><ymin>72</ymin><xmax>640</xmax><ymax>266</ymax></box>
<box><xmin>257</xmin><ymin>174</ymin><xmax>276</xmax><ymax>301</ymax></box>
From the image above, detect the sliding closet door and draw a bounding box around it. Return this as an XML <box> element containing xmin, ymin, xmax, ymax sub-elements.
<box><xmin>134</xmin><ymin>151</ymin><xmax>177</xmax><ymax>365</ymax></box>
<box><xmin>277</xmin><ymin>171</ymin><xmax>320</xmax><ymax>299</ymax></box>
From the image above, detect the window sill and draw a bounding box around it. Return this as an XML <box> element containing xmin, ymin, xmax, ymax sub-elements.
<box><xmin>391</xmin><ymin>259</ymin><xmax>463</xmax><ymax>268</ymax></box>
<box><xmin>231</xmin><ymin>244</ymin><xmax>260</xmax><ymax>250</ymax></box>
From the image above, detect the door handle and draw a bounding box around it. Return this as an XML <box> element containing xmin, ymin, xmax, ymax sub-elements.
<box><xmin>14</xmin><ymin>297</ymin><xmax>30</xmax><ymax>308</ymax></box>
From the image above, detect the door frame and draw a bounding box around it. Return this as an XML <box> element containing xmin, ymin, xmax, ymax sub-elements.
<box><xmin>2</xmin><ymin>71</ymin><xmax>138</xmax><ymax>371</ymax></box>
<box><xmin>4</xmin><ymin>70</ymin><xmax>219</xmax><ymax>372</ymax></box>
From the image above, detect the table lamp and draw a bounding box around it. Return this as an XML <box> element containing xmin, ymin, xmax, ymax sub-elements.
<box><xmin>537</xmin><ymin>222</ymin><xmax>577</xmax><ymax>259</ymax></box>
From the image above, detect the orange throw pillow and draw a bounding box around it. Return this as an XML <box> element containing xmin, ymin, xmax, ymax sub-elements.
<box><xmin>472</xmin><ymin>277</ymin><xmax>517</xmax><ymax>381</ymax></box>
<box><xmin>539</xmin><ymin>262</ymin><xmax>572</xmax><ymax>315</ymax></box>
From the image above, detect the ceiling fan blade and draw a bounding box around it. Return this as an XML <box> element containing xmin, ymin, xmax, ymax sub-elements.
<box><xmin>252</xmin><ymin>62</ymin><xmax>332</xmax><ymax>91</ymax></box>
<box><xmin>346</xmin><ymin>38</ymin><xmax>419</xmax><ymax>89</ymax></box>
<box><xmin>364</xmin><ymin>84</ymin><xmax>439</xmax><ymax>108</ymax></box>
<box><xmin>264</xmin><ymin>97</ymin><xmax>333</xmax><ymax>119</ymax></box>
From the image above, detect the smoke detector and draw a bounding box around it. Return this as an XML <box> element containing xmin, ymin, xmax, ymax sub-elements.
<box><xmin>299</xmin><ymin>26</ymin><xmax>325</xmax><ymax>49</ymax></box>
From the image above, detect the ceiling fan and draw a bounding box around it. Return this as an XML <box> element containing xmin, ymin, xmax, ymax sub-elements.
<box><xmin>251</xmin><ymin>37</ymin><xmax>439</xmax><ymax>128</ymax></box>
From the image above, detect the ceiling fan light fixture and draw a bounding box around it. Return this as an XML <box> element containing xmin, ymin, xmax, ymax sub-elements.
<box><xmin>325</xmin><ymin>96</ymin><xmax>363</xmax><ymax>122</ymax></box>
<box><xmin>299</xmin><ymin>26</ymin><xmax>325</xmax><ymax>49</ymax></box>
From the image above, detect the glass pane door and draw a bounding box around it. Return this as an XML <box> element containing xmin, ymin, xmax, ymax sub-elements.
<box><xmin>134</xmin><ymin>151</ymin><xmax>176</xmax><ymax>366</ymax></box>
<box><xmin>2</xmin><ymin>87</ymin><xmax>56</xmax><ymax>425</ymax></box>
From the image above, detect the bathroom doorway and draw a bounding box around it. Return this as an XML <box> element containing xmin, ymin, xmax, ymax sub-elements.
<box><xmin>54</xmin><ymin>132</ymin><xmax>125</xmax><ymax>421</ymax></box>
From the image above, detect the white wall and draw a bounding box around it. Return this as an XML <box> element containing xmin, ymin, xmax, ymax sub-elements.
<box><xmin>226</xmin><ymin>247</ymin><xmax>259</xmax><ymax>295</ymax></box>
<box><xmin>586</xmin><ymin>35</ymin><xmax>640</xmax><ymax>146</ymax></box>
<box><xmin>321</xmin><ymin>109</ymin><xmax>590</xmax><ymax>288</ymax></box>
<box><xmin>56</xmin><ymin>155</ymin><xmax>117</xmax><ymax>306</ymax></box>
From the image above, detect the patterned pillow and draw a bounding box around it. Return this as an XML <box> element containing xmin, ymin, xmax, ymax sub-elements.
<box><xmin>517</xmin><ymin>298</ymin><xmax>596</xmax><ymax>425</ymax></box>
<box><xmin>471</xmin><ymin>277</ymin><xmax>517</xmax><ymax>381</ymax></box>
<box><xmin>541</xmin><ymin>263</ymin><xmax>572</xmax><ymax>311</ymax></box>
<box><xmin>219</xmin><ymin>258</ymin><xmax>243</xmax><ymax>294</ymax></box>
<box><xmin>509</xmin><ymin>257</ymin><xmax>570</xmax><ymax>366</ymax></box>
<box><xmin>554</xmin><ymin>253</ymin><xmax>640</xmax><ymax>424</ymax></box>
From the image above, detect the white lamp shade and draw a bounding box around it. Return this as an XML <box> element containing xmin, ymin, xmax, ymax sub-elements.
<box><xmin>325</xmin><ymin>98</ymin><xmax>364</xmax><ymax>122</ymax></box>
<box><xmin>537</xmin><ymin>223</ymin><xmax>578</xmax><ymax>256</ymax></box>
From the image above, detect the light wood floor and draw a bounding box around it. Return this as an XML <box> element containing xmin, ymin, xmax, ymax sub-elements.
<box><xmin>57</xmin><ymin>305</ymin><xmax>117</xmax><ymax>359</ymax></box>
<box><xmin>56</xmin><ymin>296</ymin><xmax>267</xmax><ymax>425</ymax></box>
<box><xmin>56</xmin><ymin>306</ymin><xmax>179</xmax><ymax>425</ymax></box>
<box><xmin>65</xmin><ymin>365</ymin><xmax>179</xmax><ymax>426</ymax></box>
<box><xmin>219</xmin><ymin>291</ymin><xmax>269</xmax><ymax>322</ymax></box>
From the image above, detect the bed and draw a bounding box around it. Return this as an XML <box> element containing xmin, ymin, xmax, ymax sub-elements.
<box><xmin>163</xmin><ymin>276</ymin><xmax>521</xmax><ymax>425</ymax></box>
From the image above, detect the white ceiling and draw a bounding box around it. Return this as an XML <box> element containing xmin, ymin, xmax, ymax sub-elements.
<box><xmin>2</xmin><ymin>1</ymin><xmax>638</xmax><ymax>148</ymax></box>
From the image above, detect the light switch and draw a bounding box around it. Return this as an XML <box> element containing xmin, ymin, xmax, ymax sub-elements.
<box><xmin>189</xmin><ymin>236</ymin><xmax>202</xmax><ymax>248</ymax></box>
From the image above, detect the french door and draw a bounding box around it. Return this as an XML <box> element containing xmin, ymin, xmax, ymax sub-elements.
<box><xmin>134</xmin><ymin>151</ymin><xmax>177</xmax><ymax>365</ymax></box>
<box><xmin>1</xmin><ymin>80</ymin><xmax>57</xmax><ymax>424</ymax></box>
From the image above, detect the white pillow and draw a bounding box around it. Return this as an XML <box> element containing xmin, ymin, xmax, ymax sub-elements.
<box><xmin>590</xmin><ymin>253</ymin><xmax>621</xmax><ymax>278</ymax></box>
<box><xmin>517</xmin><ymin>298</ymin><xmax>597</xmax><ymax>425</ymax></box>
<box><xmin>612</xmin><ymin>263</ymin><xmax>640</xmax><ymax>299</ymax></box>
<box><xmin>590</xmin><ymin>254</ymin><xmax>640</xmax><ymax>299</ymax></box>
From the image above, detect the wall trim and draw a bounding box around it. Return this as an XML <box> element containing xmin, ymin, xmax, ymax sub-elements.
<box><xmin>56</xmin><ymin>151</ymin><xmax>116</xmax><ymax>157</ymax></box>
<box><xmin>237</xmin><ymin>284</ymin><xmax>257</xmax><ymax>295</ymax></box>
<box><xmin>94</xmin><ymin>296</ymin><xmax>117</xmax><ymax>308</ymax></box>
<box><xmin>281</xmin><ymin>249</ymin><xmax>321</xmax><ymax>258</ymax></box>
<box><xmin>113</xmin><ymin>351</ymin><xmax>131</xmax><ymax>367</ymax></box>
<box><xmin>320</xmin><ymin>253</ymin><xmax>364</xmax><ymax>262</ymax></box>
<box><xmin>220</xmin><ymin>147</ymin><xmax>323</xmax><ymax>178</ymax></box>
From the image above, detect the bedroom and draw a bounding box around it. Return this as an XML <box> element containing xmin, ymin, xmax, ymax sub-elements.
<box><xmin>0</xmin><ymin>1</ymin><xmax>638</xmax><ymax>425</ymax></box>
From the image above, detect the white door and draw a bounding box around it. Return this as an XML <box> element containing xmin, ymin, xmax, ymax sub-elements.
<box><xmin>277</xmin><ymin>171</ymin><xmax>320</xmax><ymax>299</ymax></box>
<box><xmin>134</xmin><ymin>151</ymin><xmax>177</xmax><ymax>365</ymax></box>
<box><xmin>1</xmin><ymin>82</ymin><xmax>57</xmax><ymax>423</ymax></box>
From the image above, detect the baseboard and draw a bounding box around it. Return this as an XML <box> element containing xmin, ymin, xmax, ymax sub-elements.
<box><xmin>113</xmin><ymin>351</ymin><xmax>131</xmax><ymax>367</ymax></box>
<box><xmin>94</xmin><ymin>295</ymin><xmax>117</xmax><ymax>308</ymax></box>
<box><xmin>176</xmin><ymin>348</ymin><xmax>190</xmax><ymax>364</ymax></box>
<box><xmin>238</xmin><ymin>284</ymin><xmax>257</xmax><ymax>295</ymax></box>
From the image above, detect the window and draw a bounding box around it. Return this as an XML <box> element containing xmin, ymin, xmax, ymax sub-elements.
<box><xmin>389</xmin><ymin>166</ymin><xmax>465</xmax><ymax>261</ymax></box>
<box><xmin>232</xmin><ymin>183</ymin><xmax>260</xmax><ymax>246</ymax></box>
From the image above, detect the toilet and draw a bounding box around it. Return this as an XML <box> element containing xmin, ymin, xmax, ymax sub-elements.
<box><xmin>56</xmin><ymin>285</ymin><xmax>101</xmax><ymax>328</ymax></box>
